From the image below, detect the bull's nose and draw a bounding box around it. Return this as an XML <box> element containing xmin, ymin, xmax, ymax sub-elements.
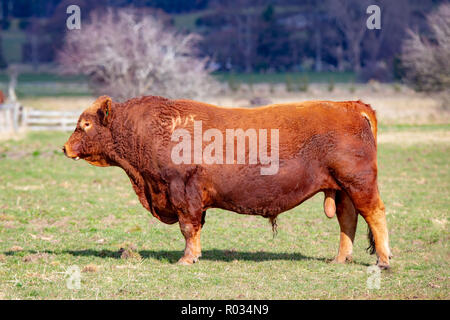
<box><xmin>63</xmin><ymin>144</ymin><xmax>80</xmax><ymax>160</ymax></box>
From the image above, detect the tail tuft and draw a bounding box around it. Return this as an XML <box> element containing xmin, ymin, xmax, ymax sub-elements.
<box><xmin>269</xmin><ymin>216</ymin><xmax>278</xmax><ymax>239</ymax></box>
<box><xmin>366</xmin><ymin>226</ymin><xmax>376</xmax><ymax>255</ymax></box>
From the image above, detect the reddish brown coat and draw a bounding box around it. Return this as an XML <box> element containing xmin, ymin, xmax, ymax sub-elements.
<box><xmin>63</xmin><ymin>96</ymin><xmax>391</xmax><ymax>267</ymax></box>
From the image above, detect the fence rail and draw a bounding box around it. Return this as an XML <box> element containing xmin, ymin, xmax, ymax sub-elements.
<box><xmin>0</xmin><ymin>104</ymin><xmax>81</xmax><ymax>133</ymax></box>
<box><xmin>23</xmin><ymin>108</ymin><xmax>80</xmax><ymax>131</ymax></box>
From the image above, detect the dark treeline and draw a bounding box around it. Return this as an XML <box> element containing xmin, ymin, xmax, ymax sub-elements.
<box><xmin>0</xmin><ymin>0</ymin><xmax>445</xmax><ymax>80</ymax></box>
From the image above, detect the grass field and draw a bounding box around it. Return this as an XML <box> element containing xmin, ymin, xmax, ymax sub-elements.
<box><xmin>0</xmin><ymin>71</ymin><xmax>356</xmax><ymax>98</ymax></box>
<box><xmin>215</xmin><ymin>71</ymin><xmax>356</xmax><ymax>84</ymax></box>
<box><xmin>0</xmin><ymin>124</ymin><xmax>448</xmax><ymax>299</ymax></box>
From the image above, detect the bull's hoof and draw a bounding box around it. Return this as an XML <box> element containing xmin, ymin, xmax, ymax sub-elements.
<box><xmin>176</xmin><ymin>259</ymin><xmax>192</xmax><ymax>266</ymax></box>
<box><xmin>331</xmin><ymin>255</ymin><xmax>353</xmax><ymax>264</ymax></box>
<box><xmin>376</xmin><ymin>261</ymin><xmax>390</xmax><ymax>270</ymax></box>
<box><xmin>176</xmin><ymin>256</ymin><xmax>199</xmax><ymax>265</ymax></box>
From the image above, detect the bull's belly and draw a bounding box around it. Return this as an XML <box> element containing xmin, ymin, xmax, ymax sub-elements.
<box><xmin>210</xmin><ymin>158</ymin><xmax>331</xmax><ymax>216</ymax></box>
<box><xmin>215</xmin><ymin>189</ymin><xmax>316</xmax><ymax>216</ymax></box>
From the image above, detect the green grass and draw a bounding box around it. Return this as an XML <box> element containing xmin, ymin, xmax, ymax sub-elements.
<box><xmin>0</xmin><ymin>73</ymin><xmax>88</xmax><ymax>83</ymax></box>
<box><xmin>0</xmin><ymin>72</ymin><xmax>356</xmax><ymax>98</ymax></box>
<box><xmin>215</xmin><ymin>71</ymin><xmax>356</xmax><ymax>84</ymax></box>
<box><xmin>1</xmin><ymin>29</ymin><xmax>26</xmax><ymax>64</ymax></box>
<box><xmin>0</xmin><ymin>73</ymin><xmax>92</xmax><ymax>98</ymax></box>
<box><xmin>173</xmin><ymin>10</ymin><xmax>213</xmax><ymax>31</ymax></box>
<box><xmin>0</xmin><ymin>72</ymin><xmax>354</xmax><ymax>85</ymax></box>
<box><xmin>0</xmin><ymin>126</ymin><xmax>448</xmax><ymax>299</ymax></box>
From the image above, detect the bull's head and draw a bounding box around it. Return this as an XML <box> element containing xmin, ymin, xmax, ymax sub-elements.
<box><xmin>63</xmin><ymin>95</ymin><xmax>114</xmax><ymax>167</ymax></box>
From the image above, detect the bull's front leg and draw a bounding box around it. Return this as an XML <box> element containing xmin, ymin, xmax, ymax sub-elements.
<box><xmin>170</xmin><ymin>175</ymin><xmax>205</xmax><ymax>265</ymax></box>
<box><xmin>177</xmin><ymin>213</ymin><xmax>203</xmax><ymax>265</ymax></box>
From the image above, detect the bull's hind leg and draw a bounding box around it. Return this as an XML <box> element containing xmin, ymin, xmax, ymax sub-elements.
<box><xmin>333</xmin><ymin>191</ymin><xmax>358</xmax><ymax>263</ymax></box>
<box><xmin>349</xmin><ymin>188</ymin><xmax>391</xmax><ymax>269</ymax></box>
<box><xmin>332</xmin><ymin>136</ymin><xmax>391</xmax><ymax>268</ymax></box>
<box><xmin>361</xmin><ymin>197</ymin><xmax>391</xmax><ymax>269</ymax></box>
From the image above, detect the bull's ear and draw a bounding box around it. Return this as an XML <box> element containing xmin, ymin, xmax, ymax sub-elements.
<box><xmin>96</xmin><ymin>96</ymin><xmax>112</xmax><ymax>126</ymax></box>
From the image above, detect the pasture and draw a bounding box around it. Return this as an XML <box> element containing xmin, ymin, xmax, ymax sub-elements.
<box><xmin>0</xmin><ymin>120</ymin><xmax>448</xmax><ymax>299</ymax></box>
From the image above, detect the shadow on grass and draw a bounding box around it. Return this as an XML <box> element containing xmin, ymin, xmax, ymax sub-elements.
<box><xmin>65</xmin><ymin>249</ymin><xmax>323</xmax><ymax>263</ymax></box>
<box><xmin>3</xmin><ymin>248</ymin><xmax>370</xmax><ymax>266</ymax></box>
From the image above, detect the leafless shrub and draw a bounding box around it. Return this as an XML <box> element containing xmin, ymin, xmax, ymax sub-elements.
<box><xmin>401</xmin><ymin>4</ymin><xmax>450</xmax><ymax>93</ymax></box>
<box><xmin>58</xmin><ymin>9</ymin><xmax>218</xmax><ymax>101</ymax></box>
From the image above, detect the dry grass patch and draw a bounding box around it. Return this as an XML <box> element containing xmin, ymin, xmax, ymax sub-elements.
<box><xmin>20</xmin><ymin>97</ymin><xmax>94</xmax><ymax>111</ymax></box>
<box><xmin>9</xmin><ymin>245</ymin><xmax>23</xmax><ymax>252</ymax></box>
<box><xmin>379</xmin><ymin>130</ymin><xmax>450</xmax><ymax>145</ymax></box>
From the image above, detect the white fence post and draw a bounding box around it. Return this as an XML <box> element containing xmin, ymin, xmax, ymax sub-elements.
<box><xmin>12</xmin><ymin>102</ymin><xmax>19</xmax><ymax>131</ymax></box>
<box><xmin>22</xmin><ymin>107</ymin><xmax>28</xmax><ymax>129</ymax></box>
<box><xmin>5</xmin><ymin>108</ymin><xmax>12</xmax><ymax>131</ymax></box>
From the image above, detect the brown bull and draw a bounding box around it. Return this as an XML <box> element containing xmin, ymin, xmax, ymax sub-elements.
<box><xmin>63</xmin><ymin>95</ymin><xmax>391</xmax><ymax>268</ymax></box>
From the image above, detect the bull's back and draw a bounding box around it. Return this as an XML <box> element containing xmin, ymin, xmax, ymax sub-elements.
<box><xmin>174</xmin><ymin>100</ymin><xmax>374</xmax><ymax>158</ymax></box>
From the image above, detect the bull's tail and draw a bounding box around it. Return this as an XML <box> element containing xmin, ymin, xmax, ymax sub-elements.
<box><xmin>269</xmin><ymin>216</ymin><xmax>278</xmax><ymax>238</ymax></box>
<box><xmin>366</xmin><ymin>226</ymin><xmax>376</xmax><ymax>255</ymax></box>
<box><xmin>357</xmin><ymin>100</ymin><xmax>378</xmax><ymax>254</ymax></box>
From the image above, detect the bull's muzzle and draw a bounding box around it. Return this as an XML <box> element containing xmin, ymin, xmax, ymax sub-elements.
<box><xmin>62</xmin><ymin>144</ymin><xmax>80</xmax><ymax>160</ymax></box>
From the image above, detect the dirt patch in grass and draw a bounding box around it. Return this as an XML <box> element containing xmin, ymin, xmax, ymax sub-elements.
<box><xmin>101</xmin><ymin>214</ymin><xmax>121</xmax><ymax>227</ymax></box>
<box><xmin>0</xmin><ymin>184</ymin><xmax>44</xmax><ymax>191</ymax></box>
<box><xmin>28</xmin><ymin>217</ymin><xmax>72</xmax><ymax>232</ymax></box>
<box><xmin>82</xmin><ymin>264</ymin><xmax>99</xmax><ymax>273</ymax></box>
<box><xmin>23</xmin><ymin>253</ymin><xmax>51</xmax><ymax>263</ymax></box>
<box><xmin>0</xmin><ymin>214</ymin><xmax>14</xmax><ymax>221</ymax></box>
<box><xmin>118</xmin><ymin>243</ymin><xmax>142</xmax><ymax>261</ymax></box>
<box><xmin>28</xmin><ymin>233</ymin><xmax>59</xmax><ymax>243</ymax></box>
<box><xmin>0</xmin><ymin>221</ymin><xmax>16</xmax><ymax>229</ymax></box>
<box><xmin>9</xmin><ymin>245</ymin><xmax>23</xmax><ymax>252</ymax></box>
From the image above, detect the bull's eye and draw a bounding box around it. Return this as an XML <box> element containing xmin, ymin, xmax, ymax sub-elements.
<box><xmin>82</xmin><ymin>121</ymin><xmax>91</xmax><ymax>131</ymax></box>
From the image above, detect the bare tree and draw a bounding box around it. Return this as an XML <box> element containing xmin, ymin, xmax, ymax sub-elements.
<box><xmin>401</xmin><ymin>3</ymin><xmax>450</xmax><ymax>92</ymax></box>
<box><xmin>58</xmin><ymin>9</ymin><xmax>218</xmax><ymax>101</ymax></box>
<box><xmin>214</xmin><ymin>0</ymin><xmax>260</xmax><ymax>73</ymax></box>
<box><xmin>360</xmin><ymin>0</ymin><xmax>411</xmax><ymax>81</ymax></box>
<box><xmin>327</xmin><ymin>0</ymin><xmax>372</xmax><ymax>72</ymax></box>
